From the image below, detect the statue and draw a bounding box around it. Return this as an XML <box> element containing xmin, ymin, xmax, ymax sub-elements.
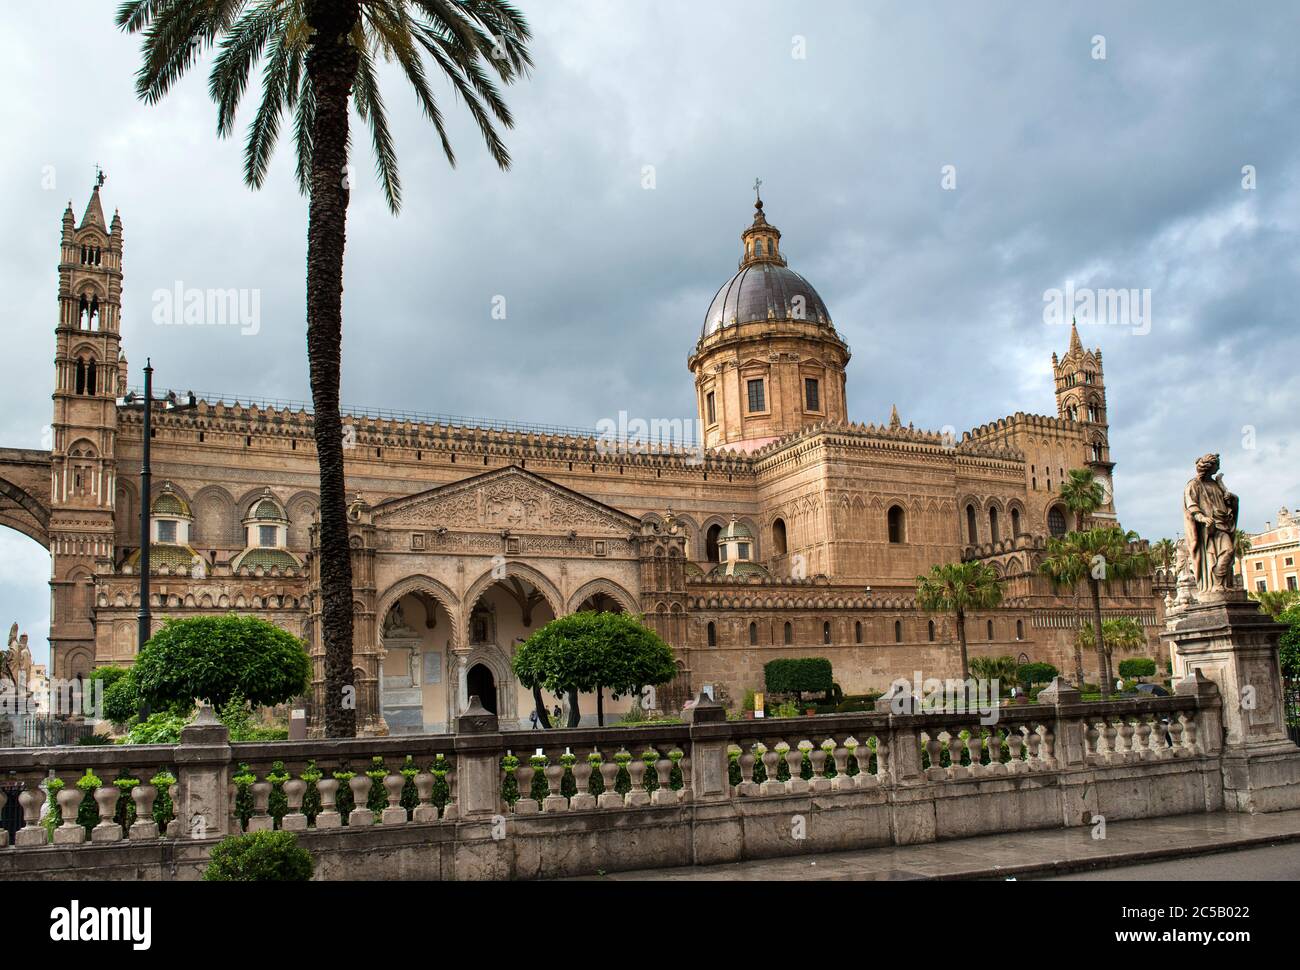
<box><xmin>2</xmin><ymin>623</ymin><xmax>33</xmax><ymax>689</ymax></box>
<box><xmin>1182</xmin><ymin>453</ymin><xmax>1240</xmax><ymax>594</ymax></box>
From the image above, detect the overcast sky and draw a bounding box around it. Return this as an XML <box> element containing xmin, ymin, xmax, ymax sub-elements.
<box><xmin>2</xmin><ymin>1</ymin><xmax>1298</xmax><ymax>664</ymax></box>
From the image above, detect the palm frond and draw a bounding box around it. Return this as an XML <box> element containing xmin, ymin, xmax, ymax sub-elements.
<box><xmin>210</xmin><ymin>2</ymin><xmax>283</xmax><ymax>137</ymax></box>
<box><xmin>352</xmin><ymin>44</ymin><xmax>402</xmax><ymax>212</ymax></box>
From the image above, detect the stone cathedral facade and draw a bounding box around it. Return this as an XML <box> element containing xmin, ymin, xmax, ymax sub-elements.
<box><xmin>0</xmin><ymin>185</ymin><xmax>1168</xmax><ymax>733</ymax></box>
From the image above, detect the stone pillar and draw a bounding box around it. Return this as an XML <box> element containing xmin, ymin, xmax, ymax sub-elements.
<box><xmin>175</xmin><ymin>704</ymin><xmax>232</xmax><ymax>840</ymax></box>
<box><xmin>452</xmin><ymin>695</ymin><xmax>503</xmax><ymax>817</ymax></box>
<box><xmin>683</xmin><ymin>692</ymin><xmax>728</xmax><ymax>801</ymax></box>
<box><xmin>875</xmin><ymin>687</ymin><xmax>922</xmax><ymax>784</ymax></box>
<box><xmin>1038</xmin><ymin>677</ymin><xmax>1087</xmax><ymax>768</ymax></box>
<box><xmin>1162</xmin><ymin>592</ymin><xmax>1300</xmax><ymax>812</ymax></box>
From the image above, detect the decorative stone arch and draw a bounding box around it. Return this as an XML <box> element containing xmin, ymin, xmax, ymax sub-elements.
<box><xmin>1006</xmin><ymin>499</ymin><xmax>1027</xmax><ymax>537</ymax></box>
<box><xmin>191</xmin><ymin>484</ymin><xmax>238</xmax><ymax>547</ymax></box>
<box><xmin>461</xmin><ymin>649</ymin><xmax>513</xmax><ymax>714</ymax></box>
<box><xmin>671</xmin><ymin>512</ymin><xmax>700</xmax><ymax>560</ymax></box>
<box><xmin>375</xmin><ymin>574</ymin><xmax>462</xmax><ymax>650</ymax></box>
<box><xmin>698</xmin><ymin>514</ymin><xmax>729</xmax><ymax>563</ymax></box>
<box><xmin>568</xmin><ymin>578</ymin><xmax>638</xmax><ymax>615</ymax></box>
<box><xmin>463</xmin><ymin>560</ymin><xmax>564</xmax><ymax>630</ymax></box>
<box><xmin>285</xmin><ymin>490</ymin><xmax>320</xmax><ymax>550</ymax></box>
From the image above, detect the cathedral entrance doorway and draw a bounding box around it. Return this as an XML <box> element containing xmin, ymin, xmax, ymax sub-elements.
<box><xmin>467</xmin><ymin>664</ymin><xmax>497</xmax><ymax>714</ymax></box>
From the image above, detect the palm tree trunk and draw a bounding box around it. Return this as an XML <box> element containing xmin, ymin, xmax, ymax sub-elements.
<box><xmin>1089</xmin><ymin>578</ymin><xmax>1109</xmax><ymax>698</ymax></box>
<box><xmin>1072</xmin><ymin>585</ymin><xmax>1085</xmax><ymax>688</ymax></box>
<box><xmin>306</xmin><ymin>0</ymin><xmax>361</xmax><ymax>738</ymax></box>
<box><xmin>956</xmin><ymin>609</ymin><xmax>969</xmax><ymax>680</ymax></box>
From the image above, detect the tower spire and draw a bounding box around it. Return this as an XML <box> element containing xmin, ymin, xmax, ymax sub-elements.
<box><xmin>1069</xmin><ymin>317</ymin><xmax>1083</xmax><ymax>354</ymax></box>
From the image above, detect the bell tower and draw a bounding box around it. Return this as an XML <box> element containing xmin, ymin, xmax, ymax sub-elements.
<box><xmin>1052</xmin><ymin>321</ymin><xmax>1116</xmax><ymax>520</ymax></box>
<box><xmin>48</xmin><ymin>174</ymin><xmax>124</xmax><ymax>680</ymax></box>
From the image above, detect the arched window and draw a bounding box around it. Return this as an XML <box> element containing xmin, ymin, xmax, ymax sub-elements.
<box><xmin>772</xmin><ymin>517</ymin><xmax>788</xmax><ymax>555</ymax></box>
<box><xmin>1011</xmin><ymin>508</ymin><xmax>1021</xmax><ymax>536</ymax></box>
<box><xmin>1016</xmin><ymin>619</ymin><xmax>1024</xmax><ymax>640</ymax></box>
<box><xmin>822</xmin><ymin>621</ymin><xmax>831</xmax><ymax>645</ymax></box>
<box><xmin>749</xmin><ymin>622</ymin><xmax>758</xmax><ymax>645</ymax></box>
<box><xmin>987</xmin><ymin>619</ymin><xmax>995</xmax><ymax>640</ymax></box>
<box><xmin>887</xmin><ymin>505</ymin><xmax>905</xmax><ymax>544</ymax></box>
<box><xmin>75</xmin><ymin>358</ymin><xmax>86</xmax><ymax>395</ymax></box>
<box><xmin>707</xmin><ymin>622</ymin><xmax>716</xmax><ymax>647</ymax></box>
<box><xmin>705</xmin><ymin>523</ymin><xmax>722</xmax><ymax>563</ymax></box>
<box><xmin>966</xmin><ymin>504</ymin><xmax>978</xmax><ymax>544</ymax></box>
<box><xmin>927</xmin><ymin>620</ymin><xmax>935</xmax><ymax>642</ymax></box>
<box><xmin>894</xmin><ymin>620</ymin><xmax>902</xmax><ymax>643</ymax></box>
<box><xmin>783</xmin><ymin>621</ymin><xmax>792</xmax><ymax>645</ymax></box>
<box><xmin>1091</xmin><ymin>443</ymin><xmax>1104</xmax><ymax>462</ymax></box>
<box><xmin>854</xmin><ymin>620</ymin><xmax>862</xmax><ymax>644</ymax></box>
<box><xmin>989</xmin><ymin>507</ymin><xmax>999</xmax><ymax>544</ymax></box>
<box><xmin>86</xmin><ymin>359</ymin><xmax>96</xmax><ymax>396</ymax></box>
<box><xmin>755</xmin><ymin>239</ymin><xmax>763</xmax><ymax>257</ymax></box>
<box><xmin>1048</xmin><ymin>506</ymin><xmax>1067</xmax><ymax>537</ymax></box>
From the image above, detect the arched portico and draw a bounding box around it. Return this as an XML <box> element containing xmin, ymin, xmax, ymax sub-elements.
<box><xmin>375</xmin><ymin>576</ymin><xmax>461</xmax><ymax>734</ymax></box>
<box><xmin>567</xmin><ymin>578</ymin><xmax>638</xmax><ymax>615</ymax></box>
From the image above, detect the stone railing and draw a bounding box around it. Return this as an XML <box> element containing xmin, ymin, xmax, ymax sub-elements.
<box><xmin>0</xmin><ymin>670</ymin><xmax>1250</xmax><ymax>880</ymax></box>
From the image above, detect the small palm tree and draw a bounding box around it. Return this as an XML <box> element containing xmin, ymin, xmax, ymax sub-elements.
<box><xmin>1078</xmin><ymin>617</ymin><xmax>1146</xmax><ymax>682</ymax></box>
<box><xmin>916</xmin><ymin>561</ymin><xmax>1003</xmax><ymax>680</ymax></box>
<box><xmin>1040</xmin><ymin>527</ymin><xmax>1151</xmax><ymax>698</ymax></box>
<box><xmin>118</xmin><ymin>1</ymin><xmax>533</xmax><ymax>737</ymax></box>
<box><xmin>1234</xmin><ymin>530</ymin><xmax>1253</xmax><ymax>587</ymax></box>
<box><xmin>1059</xmin><ymin>468</ymin><xmax>1105</xmax><ymax>531</ymax></box>
<box><xmin>1251</xmin><ymin>589</ymin><xmax>1300</xmax><ymax>621</ymax></box>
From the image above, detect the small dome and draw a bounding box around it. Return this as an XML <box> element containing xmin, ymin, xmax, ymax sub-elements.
<box><xmin>124</xmin><ymin>544</ymin><xmax>200</xmax><ymax>571</ymax></box>
<box><xmin>232</xmin><ymin>548</ymin><xmax>300</xmax><ymax>572</ymax></box>
<box><xmin>253</xmin><ymin>498</ymin><xmax>286</xmax><ymax>521</ymax></box>
<box><xmin>151</xmin><ymin>487</ymin><xmax>190</xmax><ymax>518</ymax></box>
<box><xmin>719</xmin><ymin>518</ymin><xmax>754</xmax><ymax>541</ymax></box>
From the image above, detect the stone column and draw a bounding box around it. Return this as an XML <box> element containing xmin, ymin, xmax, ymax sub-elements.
<box><xmin>1038</xmin><ymin>677</ymin><xmax>1087</xmax><ymax>768</ymax></box>
<box><xmin>1162</xmin><ymin>592</ymin><xmax>1300</xmax><ymax>812</ymax></box>
<box><xmin>175</xmin><ymin>704</ymin><xmax>232</xmax><ymax>840</ymax></box>
<box><xmin>683</xmin><ymin>692</ymin><xmax>728</xmax><ymax>801</ymax></box>
<box><xmin>452</xmin><ymin>695</ymin><xmax>503</xmax><ymax>817</ymax></box>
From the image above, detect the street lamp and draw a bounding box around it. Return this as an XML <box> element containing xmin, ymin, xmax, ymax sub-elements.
<box><xmin>118</xmin><ymin>359</ymin><xmax>196</xmax><ymax>655</ymax></box>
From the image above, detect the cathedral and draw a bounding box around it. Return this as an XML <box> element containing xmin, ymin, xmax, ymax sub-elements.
<box><xmin>0</xmin><ymin>184</ymin><xmax>1167</xmax><ymax>733</ymax></box>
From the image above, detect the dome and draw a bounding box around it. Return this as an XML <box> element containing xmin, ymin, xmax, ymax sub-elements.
<box><xmin>151</xmin><ymin>487</ymin><xmax>190</xmax><ymax>518</ymax></box>
<box><xmin>702</xmin><ymin>263</ymin><xmax>832</xmax><ymax>338</ymax></box>
<box><xmin>719</xmin><ymin>518</ymin><xmax>754</xmax><ymax>541</ymax></box>
<box><xmin>253</xmin><ymin>498</ymin><xmax>286</xmax><ymax>521</ymax></box>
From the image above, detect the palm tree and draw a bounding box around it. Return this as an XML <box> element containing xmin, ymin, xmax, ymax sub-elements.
<box><xmin>1059</xmin><ymin>468</ymin><xmax>1104</xmax><ymax>531</ymax></box>
<box><xmin>1039</xmin><ymin>527</ymin><xmax>1151</xmax><ymax>698</ymax></box>
<box><xmin>916</xmin><ymin>561</ymin><xmax>1003</xmax><ymax>681</ymax></box>
<box><xmin>1078</xmin><ymin>616</ymin><xmax>1145</xmax><ymax>682</ymax></box>
<box><xmin>117</xmin><ymin>1</ymin><xmax>532</xmax><ymax>737</ymax></box>
<box><xmin>1234</xmin><ymin>530</ymin><xmax>1253</xmax><ymax>588</ymax></box>
<box><xmin>1251</xmin><ymin>589</ymin><xmax>1300</xmax><ymax>621</ymax></box>
<box><xmin>1150</xmin><ymin>537</ymin><xmax>1177</xmax><ymax>572</ymax></box>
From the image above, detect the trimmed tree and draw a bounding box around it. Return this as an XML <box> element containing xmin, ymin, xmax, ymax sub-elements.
<box><xmin>512</xmin><ymin>612</ymin><xmax>677</xmax><ymax>727</ymax></box>
<box><xmin>763</xmin><ymin>658</ymin><xmax>833</xmax><ymax>705</ymax></box>
<box><xmin>916</xmin><ymin>560</ymin><xmax>1003</xmax><ymax>680</ymax></box>
<box><xmin>132</xmin><ymin>615</ymin><xmax>311</xmax><ymax>710</ymax></box>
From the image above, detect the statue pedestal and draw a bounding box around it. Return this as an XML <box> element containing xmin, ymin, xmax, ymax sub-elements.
<box><xmin>1162</xmin><ymin>591</ymin><xmax>1300</xmax><ymax>812</ymax></box>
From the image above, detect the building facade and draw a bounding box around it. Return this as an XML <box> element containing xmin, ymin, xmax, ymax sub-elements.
<box><xmin>0</xmin><ymin>186</ymin><xmax>1169</xmax><ymax>733</ymax></box>
<box><xmin>1239</xmin><ymin>507</ymin><xmax>1300</xmax><ymax>594</ymax></box>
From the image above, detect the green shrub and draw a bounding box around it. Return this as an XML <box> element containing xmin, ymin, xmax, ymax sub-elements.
<box><xmin>203</xmin><ymin>830</ymin><xmax>314</xmax><ymax>881</ymax></box>
<box><xmin>1016</xmin><ymin>661</ymin><xmax>1059</xmax><ymax>686</ymax></box>
<box><xmin>1118</xmin><ymin>658</ymin><xmax>1157</xmax><ymax>679</ymax></box>
<box><xmin>764</xmin><ymin>658</ymin><xmax>833</xmax><ymax>701</ymax></box>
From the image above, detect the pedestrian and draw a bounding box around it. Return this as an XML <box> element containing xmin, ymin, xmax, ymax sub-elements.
<box><xmin>529</xmin><ymin>709</ymin><xmax>538</xmax><ymax>730</ymax></box>
<box><xmin>552</xmin><ymin>703</ymin><xmax>562</xmax><ymax>725</ymax></box>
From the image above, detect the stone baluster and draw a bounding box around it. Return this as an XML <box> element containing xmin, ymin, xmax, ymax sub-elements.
<box><xmin>737</xmin><ymin>750</ymin><xmax>758</xmax><ymax>797</ymax></box>
<box><xmin>652</xmin><ymin>753</ymin><xmax>676</xmax><ymax>805</ymax></box>
<box><xmin>1134</xmin><ymin>717</ymin><xmax>1153</xmax><ymax>761</ymax></box>
<box><xmin>1025</xmin><ymin>725</ymin><xmax>1042</xmax><ymax>768</ymax></box>
<box><xmin>1039</xmin><ymin>723</ymin><xmax>1057</xmax><ymax>767</ymax></box>
<box><xmin>809</xmin><ymin>745</ymin><xmax>830</xmax><ymax>793</ymax></box>
<box><xmin>53</xmin><ymin>784</ymin><xmax>84</xmax><ymax>845</ymax></box>
<box><xmin>785</xmin><ymin>744</ymin><xmax>809</xmax><ymax>795</ymax></box>
<box><xmin>597</xmin><ymin>758</ymin><xmax>623</xmax><ymax>810</ymax></box>
<box><xmin>625</xmin><ymin>755</ymin><xmax>650</xmax><ymax>807</ymax></box>
<box><xmin>760</xmin><ymin>744</ymin><xmax>784</xmax><ymax>796</ymax></box>
<box><xmin>1168</xmin><ymin>715</ymin><xmax>1185</xmax><ymax>757</ymax></box>
<box><xmin>163</xmin><ymin>782</ymin><xmax>180</xmax><ymax>836</ymax></box>
<box><xmin>514</xmin><ymin>761</ymin><xmax>539</xmax><ymax>814</ymax></box>
<box><xmin>129</xmin><ymin>785</ymin><xmax>159</xmax><ymax>839</ymax></box>
<box><xmin>921</xmin><ymin>732</ymin><xmax>945</xmax><ymax>781</ymax></box>
<box><xmin>977</xmin><ymin>727</ymin><xmax>1001</xmax><ymax>776</ymax></box>
<box><xmin>946</xmin><ymin>729</ymin><xmax>968</xmax><ymax>779</ymax></box>
<box><xmin>382</xmin><ymin>773</ymin><xmax>408</xmax><ymax>824</ymax></box>
<box><xmin>1176</xmin><ymin>711</ymin><xmax>1197</xmax><ymax>756</ymax></box>
<box><xmin>1149</xmin><ymin>714</ymin><xmax>1171</xmax><ymax>758</ymax></box>
<box><xmin>543</xmin><ymin>761</ymin><xmax>568</xmax><ymax>812</ymax></box>
<box><xmin>16</xmin><ymin>785</ymin><xmax>47</xmax><ymax>846</ymax></box>
<box><xmin>247</xmin><ymin>780</ymin><xmax>273</xmax><ymax>832</ymax></box>
<box><xmin>570</xmin><ymin>757</ymin><xmax>597</xmax><ymax>811</ymax></box>
<box><xmin>442</xmin><ymin>767</ymin><xmax>459</xmax><ymax>821</ymax></box>
<box><xmin>316</xmin><ymin>777</ymin><xmax>341</xmax><ymax>828</ymax></box>
<box><xmin>282</xmin><ymin>778</ymin><xmax>308</xmax><ymax>831</ymax></box>
<box><xmin>347</xmin><ymin>774</ymin><xmax>373</xmax><ymax>826</ymax></box>
<box><xmin>1084</xmin><ymin>720</ymin><xmax>1102</xmax><ymax>765</ymax></box>
<box><xmin>1101</xmin><ymin>720</ymin><xmax>1120</xmax><ymax>765</ymax></box>
<box><xmin>831</xmin><ymin>744</ymin><xmax>853</xmax><ymax>792</ymax></box>
<box><xmin>412</xmin><ymin>771</ymin><xmax>438</xmax><ymax>822</ymax></box>
<box><xmin>966</xmin><ymin>728</ymin><xmax>985</xmax><ymax>774</ymax></box>
<box><xmin>92</xmin><ymin>786</ymin><xmax>123</xmax><ymax>842</ymax></box>
<box><xmin>873</xmin><ymin>733</ymin><xmax>892</xmax><ymax>784</ymax></box>
<box><xmin>1006</xmin><ymin>726</ymin><xmax>1026</xmax><ymax>772</ymax></box>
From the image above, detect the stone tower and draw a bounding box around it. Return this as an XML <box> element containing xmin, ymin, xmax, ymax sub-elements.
<box><xmin>1052</xmin><ymin>321</ymin><xmax>1116</xmax><ymax>519</ymax></box>
<box><xmin>48</xmin><ymin>179</ymin><xmax>124</xmax><ymax>680</ymax></box>
<box><xmin>688</xmin><ymin>193</ymin><xmax>850</xmax><ymax>451</ymax></box>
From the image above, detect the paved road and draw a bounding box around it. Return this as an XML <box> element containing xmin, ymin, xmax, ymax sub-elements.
<box><xmin>1038</xmin><ymin>841</ymin><xmax>1300</xmax><ymax>880</ymax></box>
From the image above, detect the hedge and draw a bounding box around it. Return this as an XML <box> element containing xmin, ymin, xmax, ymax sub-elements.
<box><xmin>764</xmin><ymin>658</ymin><xmax>833</xmax><ymax>700</ymax></box>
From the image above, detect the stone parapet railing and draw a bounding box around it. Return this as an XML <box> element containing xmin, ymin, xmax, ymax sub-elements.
<box><xmin>0</xmin><ymin>673</ymin><xmax>1251</xmax><ymax>880</ymax></box>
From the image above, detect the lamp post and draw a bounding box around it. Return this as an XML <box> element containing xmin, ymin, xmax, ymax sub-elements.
<box><xmin>119</xmin><ymin>359</ymin><xmax>196</xmax><ymax>653</ymax></box>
